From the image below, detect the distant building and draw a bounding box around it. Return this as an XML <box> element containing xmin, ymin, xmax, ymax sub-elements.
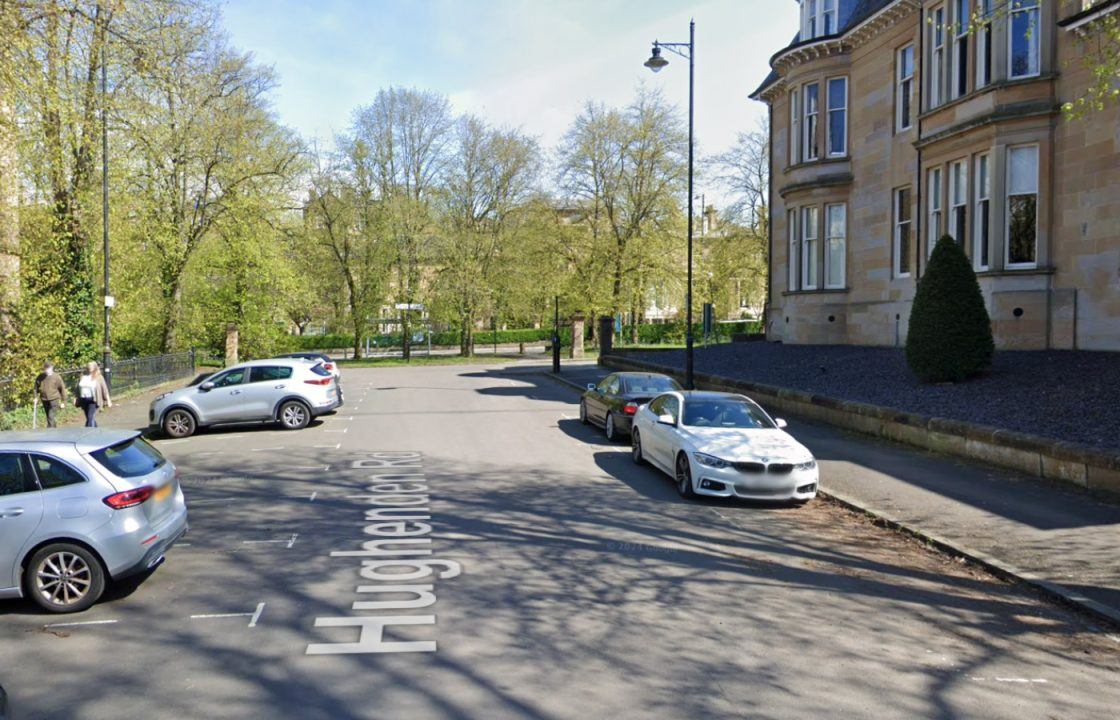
<box><xmin>751</xmin><ymin>0</ymin><xmax>1120</xmax><ymax>350</ymax></box>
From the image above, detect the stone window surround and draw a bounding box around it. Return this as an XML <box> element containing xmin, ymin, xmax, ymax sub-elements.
<box><xmin>921</xmin><ymin>130</ymin><xmax>1052</xmax><ymax>275</ymax></box>
<box><xmin>925</xmin><ymin>0</ymin><xmax>1053</xmax><ymax>113</ymax></box>
<box><xmin>780</xmin><ymin>194</ymin><xmax>850</xmax><ymax>296</ymax></box>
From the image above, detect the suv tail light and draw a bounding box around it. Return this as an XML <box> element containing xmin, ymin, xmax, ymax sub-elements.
<box><xmin>324</xmin><ymin>363</ymin><xmax>335</xmax><ymax>372</ymax></box>
<box><xmin>103</xmin><ymin>486</ymin><xmax>154</xmax><ymax>509</ymax></box>
<box><xmin>624</xmin><ymin>402</ymin><xmax>639</xmax><ymax>416</ymax></box>
<box><xmin>304</xmin><ymin>378</ymin><xmax>331</xmax><ymax>386</ymax></box>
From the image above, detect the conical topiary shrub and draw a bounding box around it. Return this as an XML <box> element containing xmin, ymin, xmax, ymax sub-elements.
<box><xmin>905</xmin><ymin>235</ymin><xmax>994</xmax><ymax>382</ymax></box>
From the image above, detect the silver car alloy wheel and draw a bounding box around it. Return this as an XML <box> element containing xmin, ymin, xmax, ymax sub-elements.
<box><xmin>282</xmin><ymin>403</ymin><xmax>307</xmax><ymax>428</ymax></box>
<box><xmin>35</xmin><ymin>551</ymin><xmax>92</xmax><ymax>607</ymax></box>
<box><xmin>632</xmin><ymin>431</ymin><xmax>642</xmax><ymax>463</ymax></box>
<box><xmin>166</xmin><ymin>410</ymin><xmax>192</xmax><ymax>437</ymax></box>
<box><xmin>605</xmin><ymin>413</ymin><xmax>616</xmax><ymax>440</ymax></box>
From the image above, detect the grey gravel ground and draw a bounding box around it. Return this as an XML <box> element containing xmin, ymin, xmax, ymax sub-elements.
<box><xmin>636</xmin><ymin>343</ymin><xmax>1120</xmax><ymax>452</ymax></box>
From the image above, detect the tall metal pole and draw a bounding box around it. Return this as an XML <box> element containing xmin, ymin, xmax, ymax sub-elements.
<box><xmin>101</xmin><ymin>40</ymin><xmax>112</xmax><ymax>387</ymax></box>
<box><xmin>685</xmin><ymin>19</ymin><xmax>695</xmax><ymax>390</ymax></box>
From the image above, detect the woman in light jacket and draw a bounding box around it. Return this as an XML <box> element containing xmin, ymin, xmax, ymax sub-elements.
<box><xmin>77</xmin><ymin>361</ymin><xmax>112</xmax><ymax>427</ymax></box>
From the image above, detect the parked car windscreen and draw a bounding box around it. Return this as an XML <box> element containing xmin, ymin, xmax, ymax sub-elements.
<box><xmin>682</xmin><ymin>399</ymin><xmax>775</xmax><ymax>429</ymax></box>
<box><xmin>623</xmin><ymin>376</ymin><xmax>683</xmax><ymax>394</ymax></box>
<box><xmin>91</xmin><ymin>437</ymin><xmax>167</xmax><ymax>478</ymax></box>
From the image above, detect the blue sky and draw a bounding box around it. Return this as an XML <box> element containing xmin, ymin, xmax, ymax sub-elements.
<box><xmin>221</xmin><ymin>0</ymin><xmax>798</xmax><ymax>194</ymax></box>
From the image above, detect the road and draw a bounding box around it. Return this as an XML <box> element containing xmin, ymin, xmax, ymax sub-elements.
<box><xmin>1</xmin><ymin>363</ymin><xmax>1118</xmax><ymax>719</ymax></box>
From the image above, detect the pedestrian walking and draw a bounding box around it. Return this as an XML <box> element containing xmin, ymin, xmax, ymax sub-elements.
<box><xmin>76</xmin><ymin>361</ymin><xmax>112</xmax><ymax>427</ymax></box>
<box><xmin>34</xmin><ymin>362</ymin><xmax>67</xmax><ymax>428</ymax></box>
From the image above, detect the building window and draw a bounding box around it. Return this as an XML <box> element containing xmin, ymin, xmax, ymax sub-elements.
<box><xmin>953</xmin><ymin>0</ymin><xmax>970</xmax><ymax>98</ymax></box>
<box><xmin>789</xmin><ymin>90</ymin><xmax>800</xmax><ymax>165</ymax></box>
<box><xmin>788</xmin><ymin>209</ymin><xmax>800</xmax><ymax>291</ymax></box>
<box><xmin>1007</xmin><ymin>145</ymin><xmax>1038</xmax><ymax>267</ymax></box>
<box><xmin>974</xmin><ymin>153</ymin><xmax>990</xmax><ymax>270</ymax></box>
<box><xmin>1009</xmin><ymin>0</ymin><xmax>1040</xmax><ymax>79</ymax></box>
<box><xmin>825</xmin><ymin>204</ymin><xmax>846</xmax><ymax>288</ymax></box>
<box><xmin>827</xmin><ymin>77</ymin><xmax>847</xmax><ymax>157</ymax></box>
<box><xmin>803</xmin><ymin>83</ymin><xmax>820</xmax><ymax>162</ymax></box>
<box><xmin>896</xmin><ymin>45</ymin><xmax>914</xmax><ymax>131</ymax></box>
<box><xmin>801</xmin><ymin>0</ymin><xmax>836</xmax><ymax>40</ymax></box>
<box><xmin>930</xmin><ymin>6</ymin><xmax>946</xmax><ymax>108</ymax></box>
<box><xmin>802</xmin><ymin>206</ymin><xmax>819</xmax><ymax>289</ymax></box>
<box><xmin>976</xmin><ymin>0</ymin><xmax>993</xmax><ymax>88</ymax></box>
<box><xmin>950</xmin><ymin>159</ymin><xmax>968</xmax><ymax>245</ymax></box>
<box><xmin>894</xmin><ymin>187</ymin><xmax>912</xmax><ymax>278</ymax></box>
<box><xmin>823</xmin><ymin>0</ymin><xmax>837</xmax><ymax>35</ymax></box>
<box><xmin>928</xmin><ymin>167</ymin><xmax>943</xmax><ymax>255</ymax></box>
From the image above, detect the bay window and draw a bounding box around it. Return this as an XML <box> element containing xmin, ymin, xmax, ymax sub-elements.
<box><xmin>825</xmin><ymin>204</ymin><xmax>846</xmax><ymax>289</ymax></box>
<box><xmin>930</xmin><ymin>6</ymin><xmax>945</xmax><ymax>107</ymax></box>
<box><xmin>953</xmin><ymin>0</ymin><xmax>970</xmax><ymax>98</ymax></box>
<box><xmin>950</xmin><ymin>159</ymin><xmax>968</xmax><ymax>245</ymax></box>
<box><xmin>802</xmin><ymin>207</ymin><xmax>819</xmax><ymax>289</ymax></box>
<box><xmin>827</xmin><ymin>77</ymin><xmax>847</xmax><ymax>157</ymax></box>
<box><xmin>803</xmin><ymin>83</ymin><xmax>820</xmax><ymax>162</ymax></box>
<box><xmin>1009</xmin><ymin>0</ymin><xmax>1040</xmax><ymax>79</ymax></box>
<box><xmin>976</xmin><ymin>0</ymin><xmax>993</xmax><ymax>88</ymax></box>
<box><xmin>788</xmin><ymin>209</ymin><xmax>800</xmax><ymax>291</ymax></box>
<box><xmin>974</xmin><ymin>154</ymin><xmax>990</xmax><ymax>270</ymax></box>
<box><xmin>1006</xmin><ymin>145</ymin><xmax>1038</xmax><ymax>267</ymax></box>
<box><xmin>790</xmin><ymin>90</ymin><xmax>800</xmax><ymax>165</ymax></box>
<box><xmin>928</xmin><ymin>167</ymin><xmax>943</xmax><ymax>255</ymax></box>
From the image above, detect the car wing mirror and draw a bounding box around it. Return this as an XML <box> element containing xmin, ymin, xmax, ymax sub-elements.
<box><xmin>775</xmin><ymin>418</ymin><xmax>788</xmax><ymax>429</ymax></box>
<box><xmin>657</xmin><ymin>414</ymin><xmax>676</xmax><ymax>426</ymax></box>
<box><xmin>200</xmin><ymin>381</ymin><xmax>215</xmax><ymax>392</ymax></box>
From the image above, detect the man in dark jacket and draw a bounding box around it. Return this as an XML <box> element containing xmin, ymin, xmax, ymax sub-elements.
<box><xmin>35</xmin><ymin>362</ymin><xmax>66</xmax><ymax>428</ymax></box>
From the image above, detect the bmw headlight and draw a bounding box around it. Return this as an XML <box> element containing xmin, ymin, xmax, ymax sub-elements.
<box><xmin>693</xmin><ymin>453</ymin><xmax>729</xmax><ymax>469</ymax></box>
<box><xmin>795</xmin><ymin>459</ymin><xmax>817</xmax><ymax>471</ymax></box>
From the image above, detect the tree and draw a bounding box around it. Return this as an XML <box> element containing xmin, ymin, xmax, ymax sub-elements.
<box><xmin>1062</xmin><ymin>6</ymin><xmax>1120</xmax><ymax>118</ymax></box>
<box><xmin>345</xmin><ymin>87</ymin><xmax>455</xmax><ymax>359</ymax></box>
<box><xmin>114</xmin><ymin>2</ymin><xmax>301</xmax><ymax>351</ymax></box>
<box><xmin>906</xmin><ymin>236</ymin><xmax>994</xmax><ymax>383</ymax></box>
<box><xmin>434</xmin><ymin>117</ymin><xmax>539</xmax><ymax>355</ymax></box>
<box><xmin>556</xmin><ymin>88</ymin><xmax>688</xmax><ymax>320</ymax></box>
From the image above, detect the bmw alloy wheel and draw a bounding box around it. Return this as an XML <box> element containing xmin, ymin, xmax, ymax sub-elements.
<box><xmin>675</xmin><ymin>454</ymin><xmax>695</xmax><ymax>498</ymax></box>
<box><xmin>632</xmin><ymin>430</ymin><xmax>644</xmax><ymax>465</ymax></box>
<box><xmin>605</xmin><ymin>413</ymin><xmax>617</xmax><ymax>441</ymax></box>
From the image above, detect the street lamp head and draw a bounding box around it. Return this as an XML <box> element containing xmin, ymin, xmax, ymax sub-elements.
<box><xmin>644</xmin><ymin>45</ymin><xmax>668</xmax><ymax>73</ymax></box>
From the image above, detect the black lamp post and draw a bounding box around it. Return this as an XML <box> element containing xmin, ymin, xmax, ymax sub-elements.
<box><xmin>100</xmin><ymin>39</ymin><xmax>112</xmax><ymax>387</ymax></box>
<box><xmin>645</xmin><ymin>20</ymin><xmax>695</xmax><ymax>390</ymax></box>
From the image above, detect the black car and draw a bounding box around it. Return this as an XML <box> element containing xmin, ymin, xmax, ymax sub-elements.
<box><xmin>580</xmin><ymin>372</ymin><xmax>683</xmax><ymax>441</ymax></box>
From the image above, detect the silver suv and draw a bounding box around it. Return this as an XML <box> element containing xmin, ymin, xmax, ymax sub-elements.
<box><xmin>150</xmin><ymin>359</ymin><xmax>340</xmax><ymax>438</ymax></box>
<box><xmin>0</xmin><ymin>429</ymin><xmax>188</xmax><ymax>613</ymax></box>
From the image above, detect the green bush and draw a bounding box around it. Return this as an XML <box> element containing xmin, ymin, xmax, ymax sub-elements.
<box><xmin>906</xmin><ymin>235</ymin><xmax>994</xmax><ymax>382</ymax></box>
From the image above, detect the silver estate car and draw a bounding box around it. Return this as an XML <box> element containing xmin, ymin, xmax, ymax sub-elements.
<box><xmin>0</xmin><ymin>429</ymin><xmax>188</xmax><ymax>613</ymax></box>
<box><xmin>150</xmin><ymin>358</ymin><xmax>341</xmax><ymax>438</ymax></box>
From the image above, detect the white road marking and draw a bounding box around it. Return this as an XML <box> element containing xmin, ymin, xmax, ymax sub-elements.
<box><xmin>250</xmin><ymin>447</ymin><xmax>289</xmax><ymax>452</ymax></box>
<box><xmin>249</xmin><ymin>602</ymin><xmax>266</xmax><ymax>628</ymax></box>
<box><xmin>561</xmin><ymin>413</ymin><xmax>572</xmax><ymax>420</ymax></box>
<box><xmin>242</xmin><ymin>533</ymin><xmax>299</xmax><ymax>548</ymax></box>
<box><xmin>191</xmin><ymin>452</ymin><xmax>216</xmax><ymax>457</ymax></box>
<box><xmin>309</xmin><ymin>491</ymin><xmax>318</xmax><ymax>502</ymax></box>
<box><xmin>161</xmin><ymin>439</ymin><xmax>190</xmax><ymax>446</ymax></box>
<box><xmin>324</xmin><ymin>427</ymin><xmax>349</xmax><ymax>434</ymax></box>
<box><xmin>970</xmin><ymin>677</ymin><xmax>1049</xmax><ymax>684</ymax></box>
<box><xmin>44</xmin><ymin>619</ymin><xmax>119</xmax><ymax>628</ymax></box>
<box><xmin>315</xmin><ymin>443</ymin><xmax>342</xmax><ymax>450</ymax></box>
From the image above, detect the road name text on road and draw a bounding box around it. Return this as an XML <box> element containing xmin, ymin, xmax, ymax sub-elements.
<box><xmin>306</xmin><ymin>452</ymin><xmax>460</xmax><ymax>655</ymax></box>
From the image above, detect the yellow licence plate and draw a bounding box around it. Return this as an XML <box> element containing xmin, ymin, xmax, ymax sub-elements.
<box><xmin>154</xmin><ymin>484</ymin><xmax>173</xmax><ymax>501</ymax></box>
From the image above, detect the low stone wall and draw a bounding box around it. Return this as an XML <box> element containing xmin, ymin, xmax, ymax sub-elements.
<box><xmin>600</xmin><ymin>354</ymin><xmax>1120</xmax><ymax>496</ymax></box>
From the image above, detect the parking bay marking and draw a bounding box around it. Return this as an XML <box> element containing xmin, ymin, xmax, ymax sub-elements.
<box><xmin>191</xmin><ymin>603</ymin><xmax>266</xmax><ymax>628</ymax></box>
<box><xmin>44</xmin><ymin>619</ymin><xmax>119</xmax><ymax>629</ymax></box>
<box><xmin>243</xmin><ymin>533</ymin><xmax>299</xmax><ymax>549</ymax></box>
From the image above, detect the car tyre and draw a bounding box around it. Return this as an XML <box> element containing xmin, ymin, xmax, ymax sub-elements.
<box><xmin>278</xmin><ymin>400</ymin><xmax>311</xmax><ymax>430</ymax></box>
<box><xmin>25</xmin><ymin>543</ymin><xmax>106</xmax><ymax>614</ymax></box>
<box><xmin>579</xmin><ymin>400</ymin><xmax>589</xmax><ymax>425</ymax></box>
<box><xmin>163</xmin><ymin>408</ymin><xmax>196</xmax><ymax>439</ymax></box>
<box><xmin>631</xmin><ymin>430</ymin><xmax>646</xmax><ymax>465</ymax></box>
<box><xmin>675</xmin><ymin>453</ymin><xmax>696</xmax><ymax>499</ymax></box>
<box><xmin>604</xmin><ymin>412</ymin><xmax>618</xmax><ymax>442</ymax></box>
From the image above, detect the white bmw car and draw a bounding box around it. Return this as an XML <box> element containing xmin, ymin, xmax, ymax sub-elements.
<box><xmin>630</xmin><ymin>391</ymin><xmax>819</xmax><ymax>503</ymax></box>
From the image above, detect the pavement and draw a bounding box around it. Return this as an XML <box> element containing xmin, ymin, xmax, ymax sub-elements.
<box><xmin>528</xmin><ymin>360</ymin><xmax>1120</xmax><ymax>628</ymax></box>
<box><xmin>1</xmin><ymin>362</ymin><xmax>1118</xmax><ymax>719</ymax></box>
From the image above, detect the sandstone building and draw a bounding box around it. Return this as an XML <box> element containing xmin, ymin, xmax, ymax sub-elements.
<box><xmin>751</xmin><ymin>0</ymin><xmax>1120</xmax><ymax>350</ymax></box>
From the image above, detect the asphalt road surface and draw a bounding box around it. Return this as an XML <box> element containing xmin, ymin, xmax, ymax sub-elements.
<box><xmin>1</xmin><ymin>364</ymin><xmax>1117</xmax><ymax>719</ymax></box>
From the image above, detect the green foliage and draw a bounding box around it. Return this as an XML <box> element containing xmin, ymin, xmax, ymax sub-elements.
<box><xmin>906</xmin><ymin>236</ymin><xmax>994</xmax><ymax>383</ymax></box>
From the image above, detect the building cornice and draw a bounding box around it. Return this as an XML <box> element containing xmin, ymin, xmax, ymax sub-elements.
<box><xmin>754</xmin><ymin>0</ymin><xmax>921</xmax><ymax>103</ymax></box>
<box><xmin>777</xmin><ymin>173</ymin><xmax>854</xmax><ymax>198</ymax></box>
<box><xmin>914</xmin><ymin>100</ymin><xmax>1061</xmax><ymax>150</ymax></box>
